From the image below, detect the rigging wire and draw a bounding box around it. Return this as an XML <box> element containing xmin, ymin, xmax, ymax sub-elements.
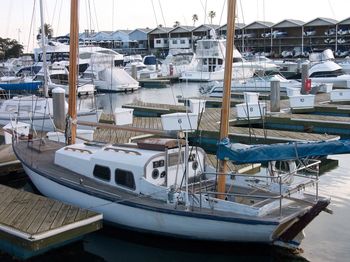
<box><xmin>157</xmin><ymin>0</ymin><xmax>167</xmax><ymax>28</ymax></box>
<box><xmin>50</xmin><ymin>0</ymin><xmax>58</xmax><ymax>27</ymax></box>
<box><xmin>26</xmin><ymin>0</ymin><xmax>37</xmax><ymax>54</ymax></box>
<box><xmin>218</xmin><ymin>0</ymin><xmax>227</xmax><ymax>26</ymax></box>
<box><xmin>150</xmin><ymin>0</ymin><xmax>159</xmax><ymax>26</ymax></box>
<box><xmin>92</xmin><ymin>0</ymin><xmax>100</xmax><ymax>32</ymax></box>
<box><xmin>327</xmin><ymin>0</ymin><xmax>336</xmax><ymax>18</ymax></box>
<box><xmin>55</xmin><ymin>0</ymin><xmax>63</xmax><ymax>39</ymax></box>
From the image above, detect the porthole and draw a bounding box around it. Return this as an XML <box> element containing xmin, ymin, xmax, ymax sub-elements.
<box><xmin>160</xmin><ymin>171</ymin><xmax>166</xmax><ymax>178</ymax></box>
<box><xmin>152</xmin><ymin>169</ymin><xmax>159</xmax><ymax>179</ymax></box>
<box><xmin>192</xmin><ymin>161</ymin><xmax>198</xmax><ymax>170</ymax></box>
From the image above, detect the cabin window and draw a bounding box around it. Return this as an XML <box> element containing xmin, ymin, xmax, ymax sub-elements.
<box><xmin>172</xmin><ymin>40</ymin><xmax>178</xmax><ymax>44</ymax></box>
<box><xmin>156</xmin><ymin>39</ymin><xmax>161</xmax><ymax>44</ymax></box>
<box><xmin>180</xmin><ymin>40</ymin><xmax>186</xmax><ymax>44</ymax></box>
<box><xmin>93</xmin><ymin>165</ymin><xmax>111</xmax><ymax>181</ymax></box>
<box><xmin>168</xmin><ymin>151</ymin><xmax>184</xmax><ymax>167</ymax></box>
<box><xmin>115</xmin><ymin>169</ymin><xmax>136</xmax><ymax>190</ymax></box>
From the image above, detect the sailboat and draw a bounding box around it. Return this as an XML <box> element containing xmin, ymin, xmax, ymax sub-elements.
<box><xmin>13</xmin><ymin>0</ymin><xmax>349</xmax><ymax>250</ymax></box>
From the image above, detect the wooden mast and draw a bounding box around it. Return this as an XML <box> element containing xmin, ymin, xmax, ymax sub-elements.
<box><xmin>217</xmin><ymin>0</ymin><xmax>236</xmax><ymax>199</ymax></box>
<box><xmin>67</xmin><ymin>0</ymin><xmax>79</xmax><ymax>145</ymax></box>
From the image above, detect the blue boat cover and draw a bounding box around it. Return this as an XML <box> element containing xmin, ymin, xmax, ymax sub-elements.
<box><xmin>0</xmin><ymin>81</ymin><xmax>42</xmax><ymax>91</ymax></box>
<box><xmin>217</xmin><ymin>139</ymin><xmax>350</xmax><ymax>164</ymax></box>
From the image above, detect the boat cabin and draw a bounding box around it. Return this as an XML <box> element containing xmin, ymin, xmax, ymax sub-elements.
<box><xmin>54</xmin><ymin>138</ymin><xmax>207</xmax><ymax>198</ymax></box>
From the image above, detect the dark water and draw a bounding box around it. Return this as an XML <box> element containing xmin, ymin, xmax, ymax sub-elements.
<box><xmin>2</xmin><ymin>83</ymin><xmax>350</xmax><ymax>261</ymax></box>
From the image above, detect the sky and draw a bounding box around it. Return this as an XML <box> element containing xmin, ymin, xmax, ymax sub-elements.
<box><xmin>0</xmin><ymin>0</ymin><xmax>349</xmax><ymax>52</ymax></box>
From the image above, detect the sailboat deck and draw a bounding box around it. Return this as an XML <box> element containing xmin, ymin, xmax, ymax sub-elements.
<box><xmin>14</xmin><ymin>139</ymin><xmax>316</xmax><ymax>224</ymax></box>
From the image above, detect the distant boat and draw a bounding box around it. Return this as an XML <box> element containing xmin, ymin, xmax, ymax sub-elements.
<box><xmin>180</xmin><ymin>38</ymin><xmax>277</xmax><ymax>82</ymax></box>
<box><xmin>308</xmin><ymin>49</ymin><xmax>350</xmax><ymax>88</ymax></box>
<box><xmin>0</xmin><ymin>95</ymin><xmax>102</xmax><ymax>131</ymax></box>
<box><xmin>207</xmin><ymin>74</ymin><xmax>302</xmax><ymax>97</ymax></box>
<box><xmin>160</xmin><ymin>49</ymin><xmax>196</xmax><ymax>77</ymax></box>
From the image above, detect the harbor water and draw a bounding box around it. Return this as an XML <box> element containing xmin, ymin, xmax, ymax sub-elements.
<box><xmin>1</xmin><ymin>82</ymin><xmax>350</xmax><ymax>261</ymax></box>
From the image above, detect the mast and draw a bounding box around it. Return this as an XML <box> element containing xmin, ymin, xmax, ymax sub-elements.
<box><xmin>67</xmin><ymin>0</ymin><xmax>79</xmax><ymax>145</ymax></box>
<box><xmin>217</xmin><ymin>0</ymin><xmax>236</xmax><ymax>199</ymax></box>
<box><xmin>39</xmin><ymin>0</ymin><xmax>48</xmax><ymax>97</ymax></box>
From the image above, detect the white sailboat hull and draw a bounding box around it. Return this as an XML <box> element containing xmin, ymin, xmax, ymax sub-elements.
<box><xmin>23</xmin><ymin>165</ymin><xmax>277</xmax><ymax>243</ymax></box>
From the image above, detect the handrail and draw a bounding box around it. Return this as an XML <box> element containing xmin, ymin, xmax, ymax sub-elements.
<box><xmin>64</xmin><ymin>147</ymin><xmax>92</xmax><ymax>154</ymax></box>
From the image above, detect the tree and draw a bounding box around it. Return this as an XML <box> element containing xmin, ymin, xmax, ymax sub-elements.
<box><xmin>208</xmin><ymin>10</ymin><xmax>216</xmax><ymax>24</ymax></box>
<box><xmin>173</xmin><ymin>21</ymin><xmax>180</xmax><ymax>28</ymax></box>
<box><xmin>0</xmin><ymin>37</ymin><xmax>23</xmax><ymax>60</ymax></box>
<box><xmin>192</xmin><ymin>14</ymin><xmax>198</xmax><ymax>26</ymax></box>
<box><xmin>158</xmin><ymin>24</ymin><xmax>163</xmax><ymax>28</ymax></box>
<box><xmin>37</xmin><ymin>23</ymin><xmax>53</xmax><ymax>39</ymax></box>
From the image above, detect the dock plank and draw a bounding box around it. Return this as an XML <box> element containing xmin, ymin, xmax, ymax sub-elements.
<box><xmin>37</xmin><ymin>201</ymin><xmax>63</xmax><ymax>233</ymax></box>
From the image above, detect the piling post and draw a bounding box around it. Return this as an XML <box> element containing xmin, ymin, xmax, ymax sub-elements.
<box><xmin>52</xmin><ymin>87</ymin><xmax>66</xmax><ymax>130</ymax></box>
<box><xmin>301</xmin><ymin>62</ymin><xmax>309</xmax><ymax>94</ymax></box>
<box><xmin>131</xmin><ymin>64</ymin><xmax>138</xmax><ymax>80</ymax></box>
<box><xmin>270</xmin><ymin>78</ymin><xmax>280</xmax><ymax>112</ymax></box>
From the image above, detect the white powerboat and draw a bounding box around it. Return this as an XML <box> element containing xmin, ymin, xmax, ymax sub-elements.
<box><xmin>207</xmin><ymin>74</ymin><xmax>303</xmax><ymax>97</ymax></box>
<box><xmin>308</xmin><ymin>49</ymin><xmax>350</xmax><ymax>88</ymax></box>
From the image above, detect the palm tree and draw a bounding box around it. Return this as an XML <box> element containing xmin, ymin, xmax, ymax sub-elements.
<box><xmin>38</xmin><ymin>23</ymin><xmax>53</xmax><ymax>39</ymax></box>
<box><xmin>173</xmin><ymin>21</ymin><xmax>180</xmax><ymax>28</ymax></box>
<box><xmin>208</xmin><ymin>11</ymin><xmax>216</xmax><ymax>24</ymax></box>
<box><xmin>192</xmin><ymin>14</ymin><xmax>198</xmax><ymax>26</ymax></box>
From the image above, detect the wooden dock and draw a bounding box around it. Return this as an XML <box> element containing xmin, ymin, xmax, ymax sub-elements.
<box><xmin>0</xmin><ymin>184</ymin><xmax>102</xmax><ymax>259</ymax></box>
<box><xmin>96</xmin><ymin>112</ymin><xmax>337</xmax><ymax>146</ymax></box>
<box><xmin>122</xmin><ymin>101</ymin><xmax>187</xmax><ymax>116</ymax></box>
<box><xmin>0</xmin><ymin>144</ymin><xmax>22</xmax><ymax>177</ymax></box>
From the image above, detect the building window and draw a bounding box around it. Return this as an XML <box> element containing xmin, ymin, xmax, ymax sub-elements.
<box><xmin>156</xmin><ymin>39</ymin><xmax>161</xmax><ymax>44</ymax></box>
<box><xmin>172</xmin><ymin>39</ymin><xmax>178</xmax><ymax>44</ymax></box>
<box><xmin>164</xmin><ymin>39</ymin><xmax>168</xmax><ymax>44</ymax></box>
<box><xmin>93</xmin><ymin>165</ymin><xmax>111</xmax><ymax>181</ymax></box>
<box><xmin>180</xmin><ymin>40</ymin><xmax>186</xmax><ymax>44</ymax></box>
<box><xmin>115</xmin><ymin>169</ymin><xmax>136</xmax><ymax>190</ymax></box>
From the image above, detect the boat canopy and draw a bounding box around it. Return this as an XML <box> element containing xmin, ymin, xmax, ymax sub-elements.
<box><xmin>217</xmin><ymin>139</ymin><xmax>350</xmax><ymax>164</ymax></box>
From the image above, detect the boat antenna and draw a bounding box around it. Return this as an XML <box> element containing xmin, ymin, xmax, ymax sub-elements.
<box><xmin>67</xmin><ymin>0</ymin><xmax>79</xmax><ymax>145</ymax></box>
<box><xmin>39</xmin><ymin>0</ymin><xmax>48</xmax><ymax>97</ymax></box>
<box><xmin>217</xmin><ymin>0</ymin><xmax>236</xmax><ymax>199</ymax></box>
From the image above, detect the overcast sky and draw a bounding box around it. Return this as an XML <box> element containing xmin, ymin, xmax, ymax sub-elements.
<box><xmin>0</xmin><ymin>0</ymin><xmax>349</xmax><ymax>52</ymax></box>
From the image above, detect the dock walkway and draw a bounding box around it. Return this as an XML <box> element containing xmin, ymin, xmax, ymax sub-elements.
<box><xmin>0</xmin><ymin>184</ymin><xmax>102</xmax><ymax>259</ymax></box>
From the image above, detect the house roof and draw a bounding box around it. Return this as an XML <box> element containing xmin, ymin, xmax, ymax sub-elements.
<box><xmin>304</xmin><ymin>17</ymin><xmax>338</xmax><ymax>27</ymax></box>
<box><xmin>244</xmin><ymin>21</ymin><xmax>274</xmax><ymax>30</ymax></box>
<box><xmin>217</xmin><ymin>23</ymin><xmax>246</xmax><ymax>31</ymax></box>
<box><xmin>273</xmin><ymin>19</ymin><xmax>305</xmax><ymax>28</ymax></box>
<box><xmin>192</xmin><ymin>24</ymin><xmax>220</xmax><ymax>33</ymax></box>
<box><xmin>130</xmin><ymin>28</ymin><xmax>153</xmax><ymax>34</ymax></box>
<box><xmin>169</xmin><ymin>26</ymin><xmax>196</xmax><ymax>34</ymax></box>
<box><xmin>148</xmin><ymin>27</ymin><xmax>173</xmax><ymax>35</ymax></box>
<box><xmin>338</xmin><ymin>17</ymin><xmax>350</xmax><ymax>25</ymax></box>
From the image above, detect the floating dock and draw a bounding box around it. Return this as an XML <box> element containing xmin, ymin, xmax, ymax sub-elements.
<box><xmin>0</xmin><ymin>184</ymin><xmax>102</xmax><ymax>259</ymax></box>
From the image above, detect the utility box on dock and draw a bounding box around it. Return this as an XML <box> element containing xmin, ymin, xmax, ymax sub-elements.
<box><xmin>236</xmin><ymin>103</ymin><xmax>267</xmax><ymax>119</ymax></box>
<box><xmin>330</xmin><ymin>89</ymin><xmax>350</xmax><ymax>102</ymax></box>
<box><xmin>114</xmin><ymin>108</ymin><xmax>134</xmax><ymax>125</ymax></box>
<box><xmin>289</xmin><ymin>94</ymin><xmax>315</xmax><ymax>109</ymax></box>
<box><xmin>161</xmin><ymin>113</ymin><xmax>198</xmax><ymax>131</ymax></box>
<box><xmin>3</xmin><ymin>121</ymin><xmax>30</xmax><ymax>144</ymax></box>
<box><xmin>243</xmin><ymin>92</ymin><xmax>259</xmax><ymax>104</ymax></box>
<box><xmin>189</xmin><ymin>99</ymin><xmax>206</xmax><ymax>114</ymax></box>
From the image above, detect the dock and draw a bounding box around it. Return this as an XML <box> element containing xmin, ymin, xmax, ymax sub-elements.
<box><xmin>0</xmin><ymin>184</ymin><xmax>102</xmax><ymax>259</ymax></box>
<box><xmin>0</xmin><ymin>144</ymin><xmax>22</xmax><ymax>177</ymax></box>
